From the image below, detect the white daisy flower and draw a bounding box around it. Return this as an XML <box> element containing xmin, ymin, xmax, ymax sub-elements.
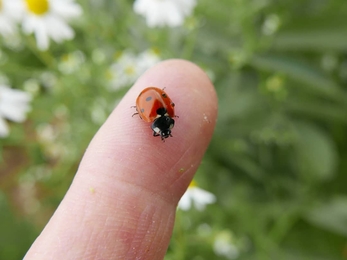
<box><xmin>108</xmin><ymin>49</ymin><xmax>160</xmax><ymax>90</ymax></box>
<box><xmin>137</xmin><ymin>48</ymin><xmax>161</xmax><ymax>74</ymax></box>
<box><xmin>0</xmin><ymin>0</ymin><xmax>22</xmax><ymax>37</ymax></box>
<box><xmin>58</xmin><ymin>50</ymin><xmax>86</xmax><ymax>74</ymax></box>
<box><xmin>20</xmin><ymin>0</ymin><xmax>82</xmax><ymax>50</ymax></box>
<box><xmin>133</xmin><ymin>0</ymin><xmax>197</xmax><ymax>28</ymax></box>
<box><xmin>213</xmin><ymin>231</ymin><xmax>240</xmax><ymax>260</ymax></box>
<box><xmin>262</xmin><ymin>14</ymin><xmax>281</xmax><ymax>36</ymax></box>
<box><xmin>108</xmin><ymin>51</ymin><xmax>140</xmax><ymax>90</ymax></box>
<box><xmin>178</xmin><ymin>180</ymin><xmax>216</xmax><ymax>211</ymax></box>
<box><xmin>0</xmin><ymin>84</ymin><xmax>32</xmax><ymax>137</ymax></box>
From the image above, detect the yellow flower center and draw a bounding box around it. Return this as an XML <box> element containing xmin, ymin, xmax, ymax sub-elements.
<box><xmin>125</xmin><ymin>66</ymin><xmax>135</xmax><ymax>75</ymax></box>
<box><xmin>105</xmin><ymin>70</ymin><xmax>114</xmax><ymax>80</ymax></box>
<box><xmin>189</xmin><ymin>180</ymin><xmax>197</xmax><ymax>188</ymax></box>
<box><xmin>151</xmin><ymin>47</ymin><xmax>160</xmax><ymax>55</ymax></box>
<box><xmin>25</xmin><ymin>0</ymin><xmax>49</xmax><ymax>15</ymax></box>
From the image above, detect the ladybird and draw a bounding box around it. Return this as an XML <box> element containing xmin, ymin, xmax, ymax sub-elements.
<box><xmin>133</xmin><ymin>87</ymin><xmax>176</xmax><ymax>141</ymax></box>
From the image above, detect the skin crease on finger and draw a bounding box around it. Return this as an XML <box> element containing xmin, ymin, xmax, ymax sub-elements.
<box><xmin>24</xmin><ymin>59</ymin><xmax>218</xmax><ymax>260</ymax></box>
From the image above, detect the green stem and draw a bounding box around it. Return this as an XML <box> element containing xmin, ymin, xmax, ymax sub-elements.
<box><xmin>182</xmin><ymin>27</ymin><xmax>198</xmax><ymax>60</ymax></box>
<box><xmin>25</xmin><ymin>36</ymin><xmax>56</xmax><ymax>69</ymax></box>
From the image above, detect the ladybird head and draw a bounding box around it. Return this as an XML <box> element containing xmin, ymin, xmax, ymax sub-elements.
<box><xmin>160</xmin><ymin>129</ymin><xmax>172</xmax><ymax>139</ymax></box>
<box><xmin>151</xmin><ymin>115</ymin><xmax>175</xmax><ymax>140</ymax></box>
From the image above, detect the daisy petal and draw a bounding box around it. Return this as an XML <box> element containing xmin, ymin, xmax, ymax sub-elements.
<box><xmin>0</xmin><ymin>84</ymin><xmax>31</xmax><ymax>137</ymax></box>
<box><xmin>133</xmin><ymin>0</ymin><xmax>197</xmax><ymax>28</ymax></box>
<box><xmin>34</xmin><ymin>19</ymin><xmax>50</xmax><ymax>50</ymax></box>
<box><xmin>0</xmin><ymin>117</ymin><xmax>9</xmax><ymax>137</ymax></box>
<box><xmin>51</xmin><ymin>0</ymin><xmax>82</xmax><ymax>19</ymax></box>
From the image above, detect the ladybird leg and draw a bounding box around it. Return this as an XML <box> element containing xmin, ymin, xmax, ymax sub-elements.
<box><xmin>161</xmin><ymin>135</ymin><xmax>166</xmax><ymax>142</ymax></box>
<box><xmin>153</xmin><ymin>132</ymin><xmax>160</xmax><ymax>137</ymax></box>
<box><xmin>131</xmin><ymin>105</ymin><xmax>140</xmax><ymax>118</ymax></box>
<box><xmin>132</xmin><ymin>112</ymin><xmax>143</xmax><ymax>120</ymax></box>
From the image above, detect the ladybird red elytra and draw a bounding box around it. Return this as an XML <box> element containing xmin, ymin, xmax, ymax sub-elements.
<box><xmin>133</xmin><ymin>87</ymin><xmax>177</xmax><ymax>141</ymax></box>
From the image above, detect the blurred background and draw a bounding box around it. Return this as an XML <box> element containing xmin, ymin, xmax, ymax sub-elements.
<box><xmin>1</xmin><ymin>0</ymin><xmax>347</xmax><ymax>259</ymax></box>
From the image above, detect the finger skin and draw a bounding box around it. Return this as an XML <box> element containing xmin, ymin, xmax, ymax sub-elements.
<box><xmin>24</xmin><ymin>59</ymin><xmax>218</xmax><ymax>260</ymax></box>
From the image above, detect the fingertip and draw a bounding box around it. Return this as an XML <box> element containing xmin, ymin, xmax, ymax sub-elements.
<box><xmin>95</xmin><ymin>59</ymin><xmax>218</xmax><ymax>198</ymax></box>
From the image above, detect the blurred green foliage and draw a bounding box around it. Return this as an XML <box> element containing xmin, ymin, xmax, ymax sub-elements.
<box><xmin>1</xmin><ymin>0</ymin><xmax>347</xmax><ymax>259</ymax></box>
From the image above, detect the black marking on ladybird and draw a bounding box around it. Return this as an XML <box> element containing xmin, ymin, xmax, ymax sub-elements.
<box><xmin>140</xmin><ymin>108</ymin><xmax>145</xmax><ymax>113</ymax></box>
<box><xmin>146</xmin><ymin>96</ymin><xmax>152</xmax><ymax>102</ymax></box>
<box><xmin>162</xmin><ymin>93</ymin><xmax>167</xmax><ymax>98</ymax></box>
<box><xmin>171</xmin><ymin>102</ymin><xmax>175</xmax><ymax>107</ymax></box>
<box><xmin>156</xmin><ymin>107</ymin><xmax>167</xmax><ymax>116</ymax></box>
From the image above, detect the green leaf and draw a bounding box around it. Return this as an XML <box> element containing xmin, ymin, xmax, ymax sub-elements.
<box><xmin>305</xmin><ymin>197</ymin><xmax>347</xmax><ymax>237</ymax></box>
<box><xmin>293</xmin><ymin>122</ymin><xmax>338</xmax><ymax>180</ymax></box>
<box><xmin>0</xmin><ymin>193</ymin><xmax>37</xmax><ymax>260</ymax></box>
<box><xmin>285</xmin><ymin>99</ymin><xmax>347</xmax><ymax>124</ymax></box>
<box><xmin>272</xmin><ymin>30</ymin><xmax>347</xmax><ymax>52</ymax></box>
<box><xmin>250</xmin><ymin>54</ymin><xmax>346</xmax><ymax>102</ymax></box>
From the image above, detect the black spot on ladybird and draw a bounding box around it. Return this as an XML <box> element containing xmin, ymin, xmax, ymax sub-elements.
<box><xmin>146</xmin><ymin>96</ymin><xmax>152</xmax><ymax>102</ymax></box>
<box><xmin>141</xmin><ymin>108</ymin><xmax>145</xmax><ymax>113</ymax></box>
